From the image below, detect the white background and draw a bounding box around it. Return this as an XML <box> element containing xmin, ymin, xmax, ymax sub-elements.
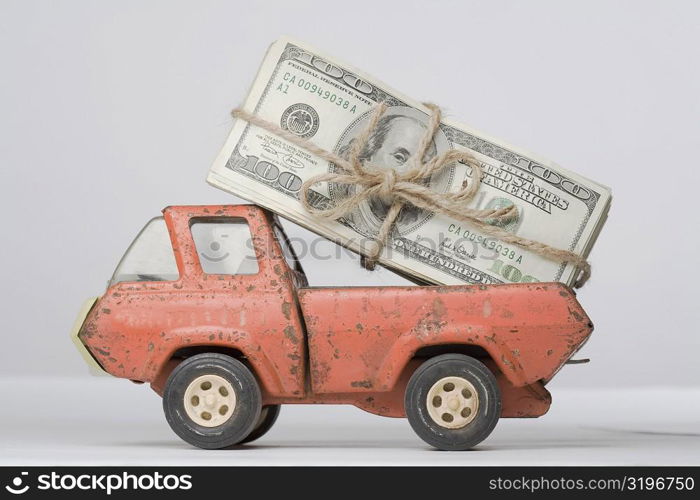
<box><xmin>0</xmin><ymin>0</ymin><xmax>698</xmax><ymax>464</ymax></box>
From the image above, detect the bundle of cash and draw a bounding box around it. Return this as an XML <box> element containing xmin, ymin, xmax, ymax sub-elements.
<box><xmin>207</xmin><ymin>37</ymin><xmax>612</xmax><ymax>287</ymax></box>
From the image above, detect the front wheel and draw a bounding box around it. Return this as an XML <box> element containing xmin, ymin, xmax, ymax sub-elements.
<box><xmin>163</xmin><ymin>353</ymin><xmax>262</xmax><ymax>449</ymax></box>
<box><xmin>405</xmin><ymin>354</ymin><xmax>501</xmax><ymax>450</ymax></box>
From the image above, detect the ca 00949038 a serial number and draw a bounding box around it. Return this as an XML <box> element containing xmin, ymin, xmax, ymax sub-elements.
<box><xmin>277</xmin><ymin>72</ymin><xmax>358</xmax><ymax>113</ymax></box>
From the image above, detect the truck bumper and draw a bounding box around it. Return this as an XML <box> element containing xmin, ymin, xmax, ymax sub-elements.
<box><xmin>70</xmin><ymin>296</ymin><xmax>109</xmax><ymax>376</ymax></box>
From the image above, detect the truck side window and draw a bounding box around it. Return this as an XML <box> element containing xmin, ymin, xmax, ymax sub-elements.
<box><xmin>110</xmin><ymin>217</ymin><xmax>179</xmax><ymax>285</ymax></box>
<box><xmin>191</xmin><ymin>220</ymin><xmax>259</xmax><ymax>275</ymax></box>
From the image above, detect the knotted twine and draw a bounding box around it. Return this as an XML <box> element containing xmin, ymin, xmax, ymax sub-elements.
<box><xmin>232</xmin><ymin>103</ymin><xmax>591</xmax><ymax>287</ymax></box>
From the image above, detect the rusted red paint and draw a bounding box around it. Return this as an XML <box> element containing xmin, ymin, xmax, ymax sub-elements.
<box><xmin>78</xmin><ymin>204</ymin><xmax>591</xmax><ymax>420</ymax></box>
<box><xmin>81</xmin><ymin>205</ymin><xmax>306</xmax><ymax>397</ymax></box>
<box><xmin>298</xmin><ymin>282</ymin><xmax>590</xmax><ymax>393</ymax></box>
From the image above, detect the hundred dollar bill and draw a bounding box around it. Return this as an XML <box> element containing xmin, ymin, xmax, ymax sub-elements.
<box><xmin>207</xmin><ymin>37</ymin><xmax>612</xmax><ymax>287</ymax></box>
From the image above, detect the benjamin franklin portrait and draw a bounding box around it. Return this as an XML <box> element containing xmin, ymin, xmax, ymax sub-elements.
<box><xmin>334</xmin><ymin>111</ymin><xmax>441</xmax><ymax>232</ymax></box>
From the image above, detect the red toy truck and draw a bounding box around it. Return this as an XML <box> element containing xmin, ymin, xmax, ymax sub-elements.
<box><xmin>71</xmin><ymin>205</ymin><xmax>593</xmax><ymax>450</ymax></box>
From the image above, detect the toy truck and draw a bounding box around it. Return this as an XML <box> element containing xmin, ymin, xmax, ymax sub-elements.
<box><xmin>71</xmin><ymin>204</ymin><xmax>593</xmax><ymax>450</ymax></box>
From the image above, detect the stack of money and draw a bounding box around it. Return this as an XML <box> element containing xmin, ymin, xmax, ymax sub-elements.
<box><xmin>207</xmin><ymin>37</ymin><xmax>611</xmax><ymax>287</ymax></box>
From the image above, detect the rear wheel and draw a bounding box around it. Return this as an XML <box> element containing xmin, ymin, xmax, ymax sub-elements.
<box><xmin>163</xmin><ymin>353</ymin><xmax>261</xmax><ymax>449</ymax></box>
<box><xmin>405</xmin><ymin>354</ymin><xmax>501</xmax><ymax>450</ymax></box>
<box><xmin>240</xmin><ymin>405</ymin><xmax>281</xmax><ymax>444</ymax></box>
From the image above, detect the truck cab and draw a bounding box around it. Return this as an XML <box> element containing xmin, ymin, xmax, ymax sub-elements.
<box><xmin>72</xmin><ymin>205</ymin><xmax>593</xmax><ymax>450</ymax></box>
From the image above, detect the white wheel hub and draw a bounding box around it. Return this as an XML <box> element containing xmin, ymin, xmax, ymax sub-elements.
<box><xmin>184</xmin><ymin>374</ymin><xmax>236</xmax><ymax>427</ymax></box>
<box><xmin>426</xmin><ymin>376</ymin><xmax>479</xmax><ymax>429</ymax></box>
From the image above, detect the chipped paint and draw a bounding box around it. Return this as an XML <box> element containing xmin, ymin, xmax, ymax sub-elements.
<box><xmin>77</xmin><ymin>205</ymin><xmax>307</xmax><ymax>398</ymax></box>
<box><xmin>75</xmin><ymin>204</ymin><xmax>592</xmax><ymax>423</ymax></box>
<box><xmin>350</xmin><ymin>379</ymin><xmax>373</xmax><ymax>389</ymax></box>
<box><xmin>283</xmin><ymin>325</ymin><xmax>299</xmax><ymax>345</ymax></box>
<box><xmin>298</xmin><ymin>281</ymin><xmax>592</xmax><ymax>392</ymax></box>
<box><xmin>281</xmin><ymin>301</ymin><xmax>292</xmax><ymax>320</ymax></box>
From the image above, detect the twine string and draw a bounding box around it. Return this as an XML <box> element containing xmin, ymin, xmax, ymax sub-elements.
<box><xmin>232</xmin><ymin>104</ymin><xmax>591</xmax><ymax>287</ymax></box>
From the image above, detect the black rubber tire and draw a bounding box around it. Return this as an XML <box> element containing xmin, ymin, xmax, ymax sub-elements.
<box><xmin>239</xmin><ymin>405</ymin><xmax>281</xmax><ymax>444</ymax></box>
<box><xmin>405</xmin><ymin>354</ymin><xmax>501</xmax><ymax>450</ymax></box>
<box><xmin>163</xmin><ymin>353</ymin><xmax>262</xmax><ymax>449</ymax></box>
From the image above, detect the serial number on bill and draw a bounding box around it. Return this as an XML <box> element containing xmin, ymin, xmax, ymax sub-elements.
<box><xmin>277</xmin><ymin>72</ymin><xmax>358</xmax><ymax>113</ymax></box>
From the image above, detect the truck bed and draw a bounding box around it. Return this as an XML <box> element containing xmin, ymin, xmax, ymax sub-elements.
<box><xmin>297</xmin><ymin>282</ymin><xmax>593</xmax><ymax>394</ymax></box>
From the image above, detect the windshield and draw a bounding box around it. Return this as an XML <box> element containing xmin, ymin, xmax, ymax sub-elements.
<box><xmin>110</xmin><ymin>217</ymin><xmax>179</xmax><ymax>285</ymax></box>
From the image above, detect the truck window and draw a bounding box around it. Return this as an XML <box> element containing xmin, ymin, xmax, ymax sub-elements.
<box><xmin>110</xmin><ymin>217</ymin><xmax>179</xmax><ymax>285</ymax></box>
<box><xmin>191</xmin><ymin>220</ymin><xmax>259</xmax><ymax>275</ymax></box>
